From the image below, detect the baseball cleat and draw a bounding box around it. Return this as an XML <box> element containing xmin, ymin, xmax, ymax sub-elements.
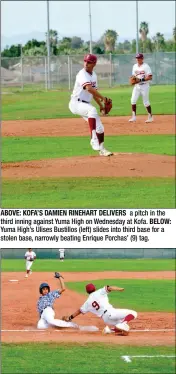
<box><xmin>90</xmin><ymin>138</ymin><xmax>100</xmax><ymax>151</ymax></box>
<box><xmin>145</xmin><ymin>115</ymin><xmax>153</xmax><ymax>123</ymax></box>
<box><xmin>128</xmin><ymin>117</ymin><xmax>136</xmax><ymax>122</ymax></box>
<box><xmin>102</xmin><ymin>326</ymin><xmax>112</xmax><ymax>334</ymax></box>
<box><xmin>99</xmin><ymin>148</ymin><xmax>113</xmax><ymax>157</ymax></box>
<box><xmin>25</xmin><ymin>274</ymin><xmax>28</xmax><ymax>278</ymax></box>
<box><xmin>115</xmin><ymin>322</ymin><xmax>130</xmax><ymax>335</ymax></box>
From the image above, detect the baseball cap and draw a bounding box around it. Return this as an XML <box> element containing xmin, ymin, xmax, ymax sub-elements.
<box><xmin>86</xmin><ymin>283</ymin><xmax>96</xmax><ymax>293</ymax></box>
<box><xmin>136</xmin><ymin>53</ymin><xmax>144</xmax><ymax>59</ymax></box>
<box><xmin>84</xmin><ymin>54</ymin><xmax>97</xmax><ymax>63</ymax></box>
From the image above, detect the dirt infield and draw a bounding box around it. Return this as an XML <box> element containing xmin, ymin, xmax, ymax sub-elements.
<box><xmin>3</xmin><ymin>115</ymin><xmax>174</xmax><ymax>179</ymax></box>
<box><xmin>2</xmin><ymin>115</ymin><xmax>175</xmax><ymax>137</ymax></box>
<box><xmin>2</xmin><ymin>271</ymin><xmax>175</xmax><ymax>345</ymax></box>
<box><xmin>2</xmin><ymin>153</ymin><xmax>175</xmax><ymax>179</ymax></box>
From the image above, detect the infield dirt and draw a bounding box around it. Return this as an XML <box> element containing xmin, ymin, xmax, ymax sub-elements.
<box><xmin>2</xmin><ymin>271</ymin><xmax>175</xmax><ymax>346</ymax></box>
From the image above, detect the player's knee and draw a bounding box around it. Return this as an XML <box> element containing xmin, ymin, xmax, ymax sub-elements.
<box><xmin>88</xmin><ymin>107</ymin><xmax>98</xmax><ymax>118</ymax></box>
<box><xmin>37</xmin><ymin>320</ymin><xmax>47</xmax><ymax>329</ymax></box>
<box><xmin>143</xmin><ymin>101</ymin><xmax>150</xmax><ymax>107</ymax></box>
<box><xmin>131</xmin><ymin>310</ymin><xmax>137</xmax><ymax>319</ymax></box>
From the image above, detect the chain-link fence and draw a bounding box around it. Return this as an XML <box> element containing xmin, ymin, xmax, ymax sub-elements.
<box><xmin>1</xmin><ymin>52</ymin><xmax>175</xmax><ymax>92</ymax></box>
<box><xmin>1</xmin><ymin>248</ymin><xmax>175</xmax><ymax>259</ymax></box>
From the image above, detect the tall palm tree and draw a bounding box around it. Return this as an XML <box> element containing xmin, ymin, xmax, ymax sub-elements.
<box><xmin>139</xmin><ymin>22</ymin><xmax>149</xmax><ymax>52</ymax></box>
<box><xmin>104</xmin><ymin>29</ymin><xmax>118</xmax><ymax>52</ymax></box>
<box><xmin>153</xmin><ymin>32</ymin><xmax>165</xmax><ymax>51</ymax></box>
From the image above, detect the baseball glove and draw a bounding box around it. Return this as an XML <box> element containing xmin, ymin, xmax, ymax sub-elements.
<box><xmin>103</xmin><ymin>97</ymin><xmax>112</xmax><ymax>114</ymax></box>
<box><xmin>54</xmin><ymin>272</ymin><xmax>64</xmax><ymax>279</ymax></box>
<box><xmin>62</xmin><ymin>315</ymin><xmax>70</xmax><ymax>322</ymax></box>
<box><xmin>129</xmin><ymin>76</ymin><xmax>140</xmax><ymax>85</ymax></box>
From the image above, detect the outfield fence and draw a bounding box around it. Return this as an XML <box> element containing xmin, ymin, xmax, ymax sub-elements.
<box><xmin>1</xmin><ymin>52</ymin><xmax>175</xmax><ymax>91</ymax></box>
<box><xmin>1</xmin><ymin>248</ymin><xmax>175</xmax><ymax>259</ymax></box>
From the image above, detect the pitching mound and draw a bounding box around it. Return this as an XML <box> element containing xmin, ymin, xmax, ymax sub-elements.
<box><xmin>2</xmin><ymin>153</ymin><xmax>175</xmax><ymax>179</ymax></box>
<box><xmin>2</xmin><ymin>115</ymin><xmax>175</xmax><ymax>137</ymax></box>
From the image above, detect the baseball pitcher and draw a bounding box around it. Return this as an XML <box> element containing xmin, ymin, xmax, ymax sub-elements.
<box><xmin>69</xmin><ymin>54</ymin><xmax>113</xmax><ymax>156</ymax></box>
<box><xmin>37</xmin><ymin>272</ymin><xmax>78</xmax><ymax>330</ymax></box>
<box><xmin>62</xmin><ymin>283</ymin><xmax>137</xmax><ymax>335</ymax></box>
<box><xmin>24</xmin><ymin>248</ymin><xmax>36</xmax><ymax>278</ymax></box>
<box><xmin>129</xmin><ymin>53</ymin><xmax>153</xmax><ymax>123</ymax></box>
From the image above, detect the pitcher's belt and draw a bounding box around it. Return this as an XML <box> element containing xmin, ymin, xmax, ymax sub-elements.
<box><xmin>101</xmin><ymin>309</ymin><xmax>107</xmax><ymax>317</ymax></box>
<box><xmin>78</xmin><ymin>99</ymin><xmax>90</xmax><ymax>103</ymax></box>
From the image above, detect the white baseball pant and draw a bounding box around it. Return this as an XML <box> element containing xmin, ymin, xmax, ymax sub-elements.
<box><xmin>102</xmin><ymin>308</ymin><xmax>137</xmax><ymax>326</ymax></box>
<box><xmin>26</xmin><ymin>260</ymin><xmax>33</xmax><ymax>271</ymax></box>
<box><xmin>37</xmin><ymin>307</ymin><xmax>78</xmax><ymax>329</ymax></box>
<box><xmin>131</xmin><ymin>84</ymin><xmax>150</xmax><ymax>107</ymax></box>
<box><xmin>69</xmin><ymin>99</ymin><xmax>104</xmax><ymax>134</ymax></box>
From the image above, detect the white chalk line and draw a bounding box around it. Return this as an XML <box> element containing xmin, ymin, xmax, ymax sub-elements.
<box><xmin>121</xmin><ymin>355</ymin><xmax>176</xmax><ymax>363</ymax></box>
<box><xmin>1</xmin><ymin>328</ymin><xmax>175</xmax><ymax>333</ymax></box>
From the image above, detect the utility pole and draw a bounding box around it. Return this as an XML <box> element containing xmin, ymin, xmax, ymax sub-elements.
<box><xmin>46</xmin><ymin>0</ymin><xmax>51</xmax><ymax>89</ymax></box>
<box><xmin>136</xmin><ymin>1</ymin><xmax>139</xmax><ymax>53</ymax></box>
<box><xmin>89</xmin><ymin>1</ymin><xmax>93</xmax><ymax>53</ymax></box>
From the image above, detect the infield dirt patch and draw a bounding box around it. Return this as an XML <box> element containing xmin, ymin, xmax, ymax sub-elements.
<box><xmin>2</xmin><ymin>271</ymin><xmax>175</xmax><ymax>346</ymax></box>
<box><xmin>2</xmin><ymin>115</ymin><xmax>175</xmax><ymax>137</ymax></box>
<box><xmin>2</xmin><ymin>153</ymin><xmax>175</xmax><ymax>179</ymax></box>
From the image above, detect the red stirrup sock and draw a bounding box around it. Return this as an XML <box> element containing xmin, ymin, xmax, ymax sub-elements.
<box><xmin>88</xmin><ymin>118</ymin><xmax>96</xmax><ymax>137</ymax></box>
<box><xmin>122</xmin><ymin>314</ymin><xmax>135</xmax><ymax>323</ymax></box>
<box><xmin>96</xmin><ymin>132</ymin><xmax>104</xmax><ymax>144</ymax></box>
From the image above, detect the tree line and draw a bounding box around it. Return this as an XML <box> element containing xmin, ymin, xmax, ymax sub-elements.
<box><xmin>2</xmin><ymin>23</ymin><xmax>176</xmax><ymax>58</ymax></box>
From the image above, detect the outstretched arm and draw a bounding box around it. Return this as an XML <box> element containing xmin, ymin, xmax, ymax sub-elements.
<box><xmin>107</xmin><ymin>286</ymin><xmax>124</xmax><ymax>292</ymax></box>
<box><xmin>58</xmin><ymin>276</ymin><xmax>66</xmax><ymax>294</ymax></box>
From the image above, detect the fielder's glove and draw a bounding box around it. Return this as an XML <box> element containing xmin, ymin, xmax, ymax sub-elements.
<box><xmin>103</xmin><ymin>97</ymin><xmax>112</xmax><ymax>114</ymax></box>
<box><xmin>54</xmin><ymin>272</ymin><xmax>64</xmax><ymax>279</ymax></box>
<box><xmin>129</xmin><ymin>75</ymin><xmax>140</xmax><ymax>85</ymax></box>
<box><xmin>62</xmin><ymin>315</ymin><xmax>70</xmax><ymax>322</ymax></box>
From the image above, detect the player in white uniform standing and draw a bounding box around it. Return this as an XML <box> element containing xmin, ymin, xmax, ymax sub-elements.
<box><xmin>62</xmin><ymin>283</ymin><xmax>137</xmax><ymax>335</ymax></box>
<box><xmin>24</xmin><ymin>248</ymin><xmax>36</xmax><ymax>278</ymax></box>
<box><xmin>58</xmin><ymin>248</ymin><xmax>65</xmax><ymax>261</ymax></box>
<box><xmin>69</xmin><ymin>54</ymin><xmax>113</xmax><ymax>156</ymax></box>
<box><xmin>129</xmin><ymin>53</ymin><xmax>153</xmax><ymax>123</ymax></box>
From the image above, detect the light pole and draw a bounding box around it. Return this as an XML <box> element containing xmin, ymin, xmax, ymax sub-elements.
<box><xmin>46</xmin><ymin>0</ymin><xmax>51</xmax><ymax>89</ymax></box>
<box><xmin>88</xmin><ymin>1</ymin><xmax>93</xmax><ymax>53</ymax></box>
<box><xmin>136</xmin><ymin>1</ymin><xmax>139</xmax><ymax>53</ymax></box>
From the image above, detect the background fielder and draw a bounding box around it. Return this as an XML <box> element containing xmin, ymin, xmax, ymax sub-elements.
<box><xmin>58</xmin><ymin>248</ymin><xmax>65</xmax><ymax>261</ymax></box>
<box><xmin>129</xmin><ymin>53</ymin><xmax>153</xmax><ymax>123</ymax></box>
<box><xmin>24</xmin><ymin>248</ymin><xmax>36</xmax><ymax>278</ymax></box>
<box><xmin>69</xmin><ymin>54</ymin><xmax>113</xmax><ymax>157</ymax></box>
<box><xmin>62</xmin><ymin>283</ymin><xmax>137</xmax><ymax>335</ymax></box>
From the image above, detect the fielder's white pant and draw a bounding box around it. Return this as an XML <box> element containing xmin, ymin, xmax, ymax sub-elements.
<box><xmin>102</xmin><ymin>308</ymin><xmax>137</xmax><ymax>326</ymax></box>
<box><xmin>26</xmin><ymin>260</ymin><xmax>33</xmax><ymax>271</ymax></box>
<box><xmin>37</xmin><ymin>307</ymin><xmax>77</xmax><ymax>329</ymax></box>
<box><xmin>131</xmin><ymin>83</ymin><xmax>150</xmax><ymax>107</ymax></box>
<box><xmin>69</xmin><ymin>99</ymin><xmax>104</xmax><ymax>134</ymax></box>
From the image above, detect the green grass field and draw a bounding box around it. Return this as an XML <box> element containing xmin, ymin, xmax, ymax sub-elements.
<box><xmin>2</xmin><ymin>135</ymin><xmax>175</xmax><ymax>162</ymax></box>
<box><xmin>1</xmin><ymin>258</ymin><xmax>175</xmax><ymax>272</ymax></box>
<box><xmin>2</xmin><ymin>344</ymin><xmax>175</xmax><ymax>374</ymax></box>
<box><xmin>66</xmin><ymin>279</ymin><xmax>175</xmax><ymax>312</ymax></box>
<box><xmin>2</xmin><ymin>177</ymin><xmax>175</xmax><ymax>208</ymax></box>
<box><xmin>2</xmin><ymin>85</ymin><xmax>175</xmax><ymax>120</ymax></box>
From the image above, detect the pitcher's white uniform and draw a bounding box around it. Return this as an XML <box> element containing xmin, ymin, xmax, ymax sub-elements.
<box><xmin>80</xmin><ymin>286</ymin><xmax>137</xmax><ymax>326</ymax></box>
<box><xmin>69</xmin><ymin>68</ymin><xmax>104</xmax><ymax>135</ymax></box>
<box><xmin>24</xmin><ymin>250</ymin><xmax>36</xmax><ymax>271</ymax></box>
<box><xmin>59</xmin><ymin>248</ymin><xmax>65</xmax><ymax>260</ymax></box>
<box><xmin>131</xmin><ymin>63</ymin><xmax>152</xmax><ymax>107</ymax></box>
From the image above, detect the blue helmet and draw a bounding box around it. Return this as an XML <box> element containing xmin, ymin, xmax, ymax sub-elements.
<box><xmin>39</xmin><ymin>282</ymin><xmax>50</xmax><ymax>294</ymax></box>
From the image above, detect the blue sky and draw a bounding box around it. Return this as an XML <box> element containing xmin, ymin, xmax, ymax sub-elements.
<box><xmin>1</xmin><ymin>0</ymin><xmax>175</xmax><ymax>47</ymax></box>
